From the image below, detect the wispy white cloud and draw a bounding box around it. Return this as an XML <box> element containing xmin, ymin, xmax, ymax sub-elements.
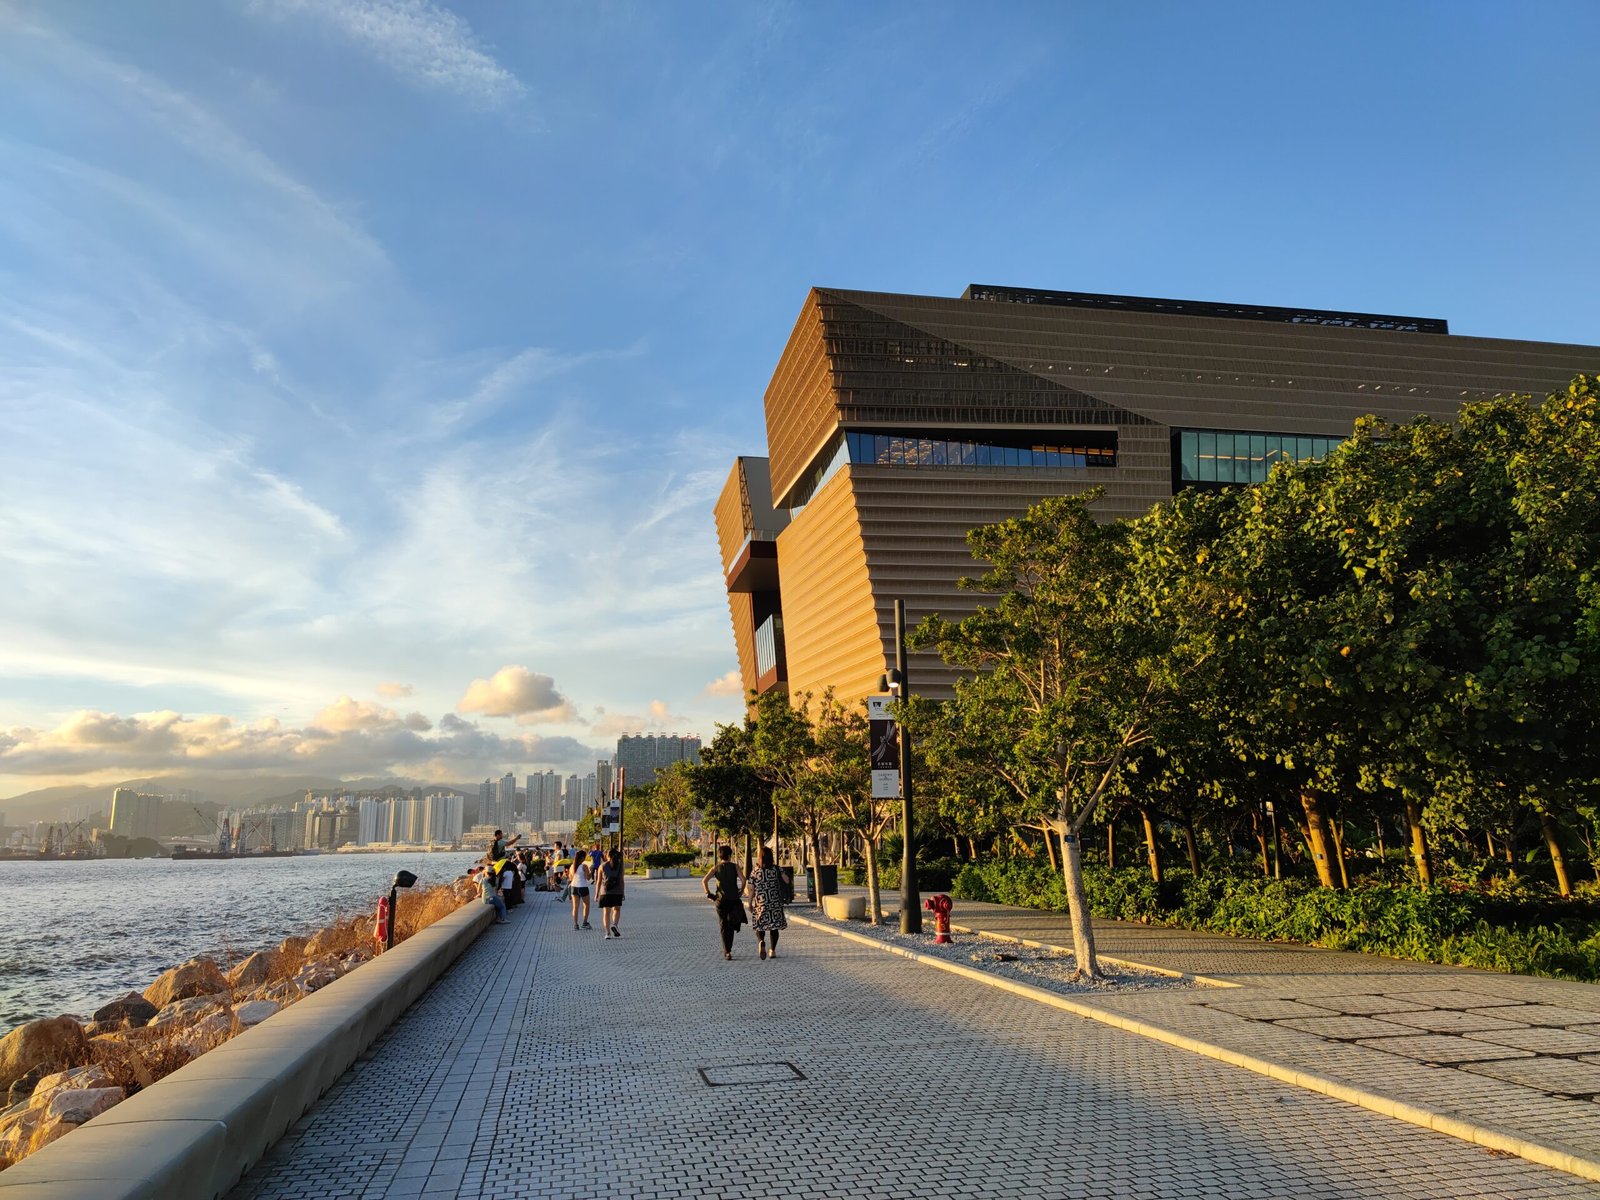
<box><xmin>248</xmin><ymin>0</ymin><xmax>526</xmax><ymax>108</ymax></box>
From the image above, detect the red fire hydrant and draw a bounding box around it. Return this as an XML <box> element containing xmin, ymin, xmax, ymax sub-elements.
<box><xmin>373</xmin><ymin>896</ymin><xmax>390</xmax><ymax>954</ymax></box>
<box><xmin>924</xmin><ymin>894</ymin><xmax>953</xmax><ymax>944</ymax></box>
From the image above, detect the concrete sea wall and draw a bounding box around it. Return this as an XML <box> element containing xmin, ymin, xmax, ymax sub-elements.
<box><xmin>0</xmin><ymin>900</ymin><xmax>493</xmax><ymax>1199</ymax></box>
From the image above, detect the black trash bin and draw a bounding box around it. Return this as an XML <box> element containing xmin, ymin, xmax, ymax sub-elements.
<box><xmin>805</xmin><ymin>864</ymin><xmax>839</xmax><ymax>900</ymax></box>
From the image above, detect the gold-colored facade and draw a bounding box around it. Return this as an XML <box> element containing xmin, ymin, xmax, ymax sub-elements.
<box><xmin>721</xmin><ymin>285</ymin><xmax>1599</xmax><ymax>705</ymax></box>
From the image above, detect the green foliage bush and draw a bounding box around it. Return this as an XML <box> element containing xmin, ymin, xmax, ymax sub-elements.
<box><xmin>639</xmin><ymin>850</ymin><xmax>697</xmax><ymax>869</ymax></box>
<box><xmin>950</xmin><ymin>858</ymin><xmax>1600</xmax><ymax>982</ymax></box>
<box><xmin>876</xmin><ymin>856</ymin><xmax>963</xmax><ymax>892</ymax></box>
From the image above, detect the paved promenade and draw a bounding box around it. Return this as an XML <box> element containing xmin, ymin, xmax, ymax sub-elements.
<box><xmin>932</xmin><ymin>897</ymin><xmax>1600</xmax><ymax>1173</ymax></box>
<box><xmin>226</xmin><ymin>880</ymin><xmax>1599</xmax><ymax>1199</ymax></box>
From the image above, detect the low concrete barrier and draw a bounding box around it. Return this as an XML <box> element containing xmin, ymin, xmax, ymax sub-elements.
<box><xmin>0</xmin><ymin>900</ymin><xmax>494</xmax><ymax>1200</ymax></box>
<box><xmin>821</xmin><ymin>894</ymin><xmax>866</xmax><ymax>921</ymax></box>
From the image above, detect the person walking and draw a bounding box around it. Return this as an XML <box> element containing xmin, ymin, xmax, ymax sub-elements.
<box><xmin>745</xmin><ymin>845</ymin><xmax>788</xmax><ymax>960</ymax></box>
<box><xmin>570</xmin><ymin>853</ymin><xmax>594</xmax><ymax>930</ymax></box>
<box><xmin>596</xmin><ymin>848</ymin><xmax>625</xmax><ymax>938</ymax></box>
<box><xmin>702</xmin><ymin>845</ymin><xmax>746</xmax><ymax>960</ymax></box>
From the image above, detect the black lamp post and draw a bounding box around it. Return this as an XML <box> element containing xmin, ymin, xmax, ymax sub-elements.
<box><xmin>386</xmin><ymin>869</ymin><xmax>418</xmax><ymax>951</ymax></box>
<box><xmin>878</xmin><ymin>598</ymin><xmax>921</xmax><ymax>934</ymax></box>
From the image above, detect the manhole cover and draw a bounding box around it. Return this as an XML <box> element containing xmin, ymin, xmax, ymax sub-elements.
<box><xmin>698</xmin><ymin>1061</ymin><xmax>806</xmax><ymax>1087</ymax></box>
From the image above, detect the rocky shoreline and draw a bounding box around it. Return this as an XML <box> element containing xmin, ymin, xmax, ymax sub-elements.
<box><xmin>0</xmin><ymin>877</ymin><xmax>475</xmax><ymax>1169</ymax></box>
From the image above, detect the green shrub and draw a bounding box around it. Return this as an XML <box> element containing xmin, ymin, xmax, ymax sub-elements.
<box><xmin>640</xmin><ymin>850</ymin><xmax>697</xmax><ymax>869</ymax></box>
<box><xmin>948</xmin><ymin>857</ymin><xmax>1600</xmax><ymax>982</ymax></box>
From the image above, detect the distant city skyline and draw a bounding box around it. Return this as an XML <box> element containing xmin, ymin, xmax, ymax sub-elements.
<box><xmin>1</xmin><ymin>2</ymin><xmax>1596</xmax><ymax>797</ymax></box>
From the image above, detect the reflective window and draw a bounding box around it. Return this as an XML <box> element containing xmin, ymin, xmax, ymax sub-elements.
<box><xmin>1177</xmin><ymin>428</ymin><xmax>1343</xmax><ymax>488</ymax></box>
<box><xmin>843</xmin><ymin>429</ymin><xmax>1117</xmax><ymax>471</ymax></box>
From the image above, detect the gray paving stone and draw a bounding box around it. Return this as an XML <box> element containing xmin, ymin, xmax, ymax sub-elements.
<box><xmin>1373</xmin><ymin>1008</ymin><xmax>1530</xmax><ymax>1035</ymax></box>
<box><xmin>1463</xmin><ymin>1057</ymin><xmax>1600</xmax><ymax>1097</ymax></box>
<box><xmin>1468</xmin><ymin>1004</ymin><xmax>1600</xmax><ymax>1027</ymax></box>
<box><xmin>1200</xmin><ymin>998</ymin><xmax>1336</xmax><ymax>1020</ymax></box>
<box><xmin>1465</xmin><ymin>1027</ymin><xmax>1600</xmax><ymax>1055</ymax></box>
<box><xmin>1354</xmin><ymin>1034</ymin><xmax>1536</xmax><ymax>1064</ymax></box>
<box><xmin>1306</xmin><ymin>993</ymin><xmax>1435</xmax><ymax>1016</ymax></box>
<box><xmin>1276</xmin><ymin>1014</ymin><xmax>1421</xmax><ymax>1039</ymax></box>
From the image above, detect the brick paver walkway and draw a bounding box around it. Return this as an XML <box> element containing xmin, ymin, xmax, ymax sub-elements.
<box><xmin>917</xmin><ymin>897</ymin><xmax>1600</xmax><ymax>1169</ymax></box>
<box><xmin>225</xmin><ymin>881</ymin><xmax>1600</xmax><ymax>1199</ymax></box>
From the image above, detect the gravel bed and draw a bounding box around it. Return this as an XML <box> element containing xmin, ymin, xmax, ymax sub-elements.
<box><xmin>833</xmin><ymin>919</ymin><xmax>1197</xmax><ymax>995</ymax></box>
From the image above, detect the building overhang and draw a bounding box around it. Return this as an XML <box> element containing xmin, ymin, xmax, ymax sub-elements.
<box><xmin>725</xmin><ymin>538</ymin><xmax>780</xmax><ymax>594</ymax></box>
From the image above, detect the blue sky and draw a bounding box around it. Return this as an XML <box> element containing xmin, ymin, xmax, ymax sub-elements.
<box><xmin>1</xmin><ymin>0</ymin><xmax>1596</xmax><ymax>797</ymax></box>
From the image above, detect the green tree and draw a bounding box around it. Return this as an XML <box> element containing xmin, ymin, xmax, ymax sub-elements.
<box><xmin>912</xmin><ymin>491</ymin><xmax>1213</xmax><ymax>977</ymax></box>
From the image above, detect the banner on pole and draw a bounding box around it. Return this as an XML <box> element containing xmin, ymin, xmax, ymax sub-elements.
<box><xmin>867</xmin><ymin>694</ymin><xmax>900</xmax><ymax>799</ymax></box>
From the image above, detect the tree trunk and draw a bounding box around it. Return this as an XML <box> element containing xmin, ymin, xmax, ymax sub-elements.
<box><xmin>1485</xmin><ymin>830</ymin><xmax>1496</xmax><ymax>860</ymax></box>
<box><xmin>1299</xmin><ymin>792</ymin><xmax>1340</xmax><ymax>889</ymax></box>
<box><xmin>1058</xmin><ymin>827</ymin><xmax>1102</xmax><ymax>979</ymax></box>
<box><xmin>1043</xmin><ymin>825</ymin><xmax>1058</xmax><ymax>872</ymax></box>
<box><xmin>1252</xmin><ymin>809</ymin><xmax>1270</xmax><ymax>878</ymax></box>
<box><xmin>1183</xmin><ymin>810</ymin><xmax>1201</xmax><ymax>875</ymax></box>
<box><xmin>967</xmin><ymin>836</ymin><xmax>977</xmax><ymax>860</ymax></box>
<box><xmin>1329</xmin><ymin>820</ymin><xmax>1350</xmax><ymax>888</ymax></box>
<box><xmin>743</xmin><ymin>831</ymin><xmax>753</xmax><ymax>877</ymax></box>
<box><xmin>1541</xmin><ymin>812</ymin><xmax>1573</xmax><ymax>898</ymax></box>
<box><xmin>1140</xmin><ymin>808</ymin><xmax>1163</xmax><ymax>884</ymax></box>
<box><xmin>1405</xmin><ymin>798</ymin><xmax>1432</xmax><ymax>886</ymax></box>
<box><xmin>1503</xmin><ymin>832</ymin><xmax>1516</xmax><ymax>864</ymax></box>
<box><xmin>1375</xmin><ymin>817</ymin><xmax>1386</xmax><ymax>859</ymax></box>
<box><xmin>1106</xmin><ymin>820</ymin><xmax>1116</xmax><ymax>869</ymax></box>
<box><xmin>864</xmin><ymin>842</ymin><xmax>884</xmax><ymax>924</ymax></box>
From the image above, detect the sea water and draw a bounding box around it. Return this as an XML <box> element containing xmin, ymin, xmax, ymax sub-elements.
<box><xmin>0</xmin><ymin>850</ymin><xmax>481</xmax><ymax>1033</ymax></box>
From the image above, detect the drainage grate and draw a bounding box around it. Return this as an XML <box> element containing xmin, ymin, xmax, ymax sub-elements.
<box><xmin>698</xmin><ymin>1061</ymin><xmax>807</xmax><ymax>1087</ymax></box>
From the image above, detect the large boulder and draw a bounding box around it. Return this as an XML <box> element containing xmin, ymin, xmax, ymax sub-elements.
<box><xmin>44</xmin><ymin>1085</ymin><xmax>122</xmax><ymax>1124</ymax></box>
<box><xmin>277</xmin><ymin>935</ymin><xmax>308</xmax><ymax>959</ymax></box>
<box><xmin>0</xmin><ymin>1017</ymin><xmax>89</xmax><ymax>1094</ymax></box>
<box><xmin>92</xmin><ymin>992</ymin><xmax>158</xmax><ymax>1030</ymax></box>
<box><xmin>29</xmin><ymin>1064</ymin><xmax>113</xmax><ymax>1110</ymax></box>
<box><xmin>302</xmin><ymin>925</ymin><xmax>349</xmax><ymax>957</ymax></box>
<box><xmin>146</xmin><ymin>994</ymin><xmax>225</xmax><ymax>1030</ymax></box>
<box><xmin>144</xmin><ymin>958</ymin><xmax>227</xmax><ymax>1009</ymax></box>
<box><xmin>233</xmin><ymin>1000</ymin><xmax>279</xmax><ymax>1028</ymax></box>
<box><xmin>0</xmin><ymin>1106</ymin><xmax>42</xmax><ymax>1164</ymax></box>
<box><xmin>174</xmin><ymin>1011</ymin><xmax>233</xmax><ymax>1056</ymax></box>
<box><xmin>226</xmin><ymin>950</ymin><xmax>278</xmax><ymax>990</ymax></box>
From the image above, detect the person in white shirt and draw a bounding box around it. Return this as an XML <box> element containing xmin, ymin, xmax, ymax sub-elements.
<box><xmin>570</xmin><ymin>855</ymin><xmax>593</xmax><ymax>931</ymax></box>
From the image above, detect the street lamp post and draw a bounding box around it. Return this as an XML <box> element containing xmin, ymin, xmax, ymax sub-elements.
<box><xmin>887</xmin><ymin>599</ymin><xmax>920</xmax><ymax>934</ymax></box>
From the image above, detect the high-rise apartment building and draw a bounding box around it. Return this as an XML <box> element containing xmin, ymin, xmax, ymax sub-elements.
<box><xmin>595</xmin><ymin>759</ymin><xmax>614</xmax><ymax>801</ymax></box>
<box><xmin>718</xmin><ymin>284</ymin><xmax>1600</xmax><ymax>704</ymax></box>
<box><xmin>108</xmin><ymin>788</ymin><xmax>162</xmax><ymax>841</ymax></box>
<box><xmin>614</xmin><ymin>734</ymin><xmax>703</xmax><ymax>787</ymax></box>
<box><xmin>425</xmin><ymin>793</ymin><xmax>465</xmax><ymax>843</ymax></box>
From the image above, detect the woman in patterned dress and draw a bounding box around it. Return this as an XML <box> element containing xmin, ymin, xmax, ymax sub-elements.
<box><xmin>744</xmin><ymin>845</ymin><xmax>788</xmax><ymax>960</ymax></box>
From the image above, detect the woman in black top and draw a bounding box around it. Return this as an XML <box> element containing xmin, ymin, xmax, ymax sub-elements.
<box><xmin>701</xmin><ymin>845</ymin><xmax>746</xmax><ymax>960</ymax></box>
<box><xmin>597</xmin><ymin>848</ymin><xmax>625</xmax><ymax>938</ymax></box>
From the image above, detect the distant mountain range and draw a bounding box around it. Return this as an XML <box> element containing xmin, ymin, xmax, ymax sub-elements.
<box><xmin>0</xmin><ymin>773</ymin><xmax>475</xmax><ymax>825</ymax></box>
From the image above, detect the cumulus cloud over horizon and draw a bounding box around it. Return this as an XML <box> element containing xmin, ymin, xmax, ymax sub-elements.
<box><xmin>0</xmin><ymin>700</ymin><xmax>602</xmax><ymax>779</ymax></box>
<box><xmin>703</xmin><ymin>669</ymin><xmax>743</xmax><ymax>697</ymax></box>
<box><xmin>589</xmin><ymin>699</ymin><xmax>693</xmax><ymax>740</ymax></box>
<box><xmin>456</xmin><ymin>665</ymin><xmax>577</xmax><ymax>724</ymax></box>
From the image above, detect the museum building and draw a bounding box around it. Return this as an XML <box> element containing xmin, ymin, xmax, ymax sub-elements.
<box><xmin>714</xmin><ymin>284</ymin><xmax>1599</xmax><ymax>707</ymax></box>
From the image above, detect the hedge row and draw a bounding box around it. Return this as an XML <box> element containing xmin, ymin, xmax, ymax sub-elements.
<box><xmin>950</xmin><ymin>858</ymin><xmax>1600</xmax><ymax>982</ymax></box>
